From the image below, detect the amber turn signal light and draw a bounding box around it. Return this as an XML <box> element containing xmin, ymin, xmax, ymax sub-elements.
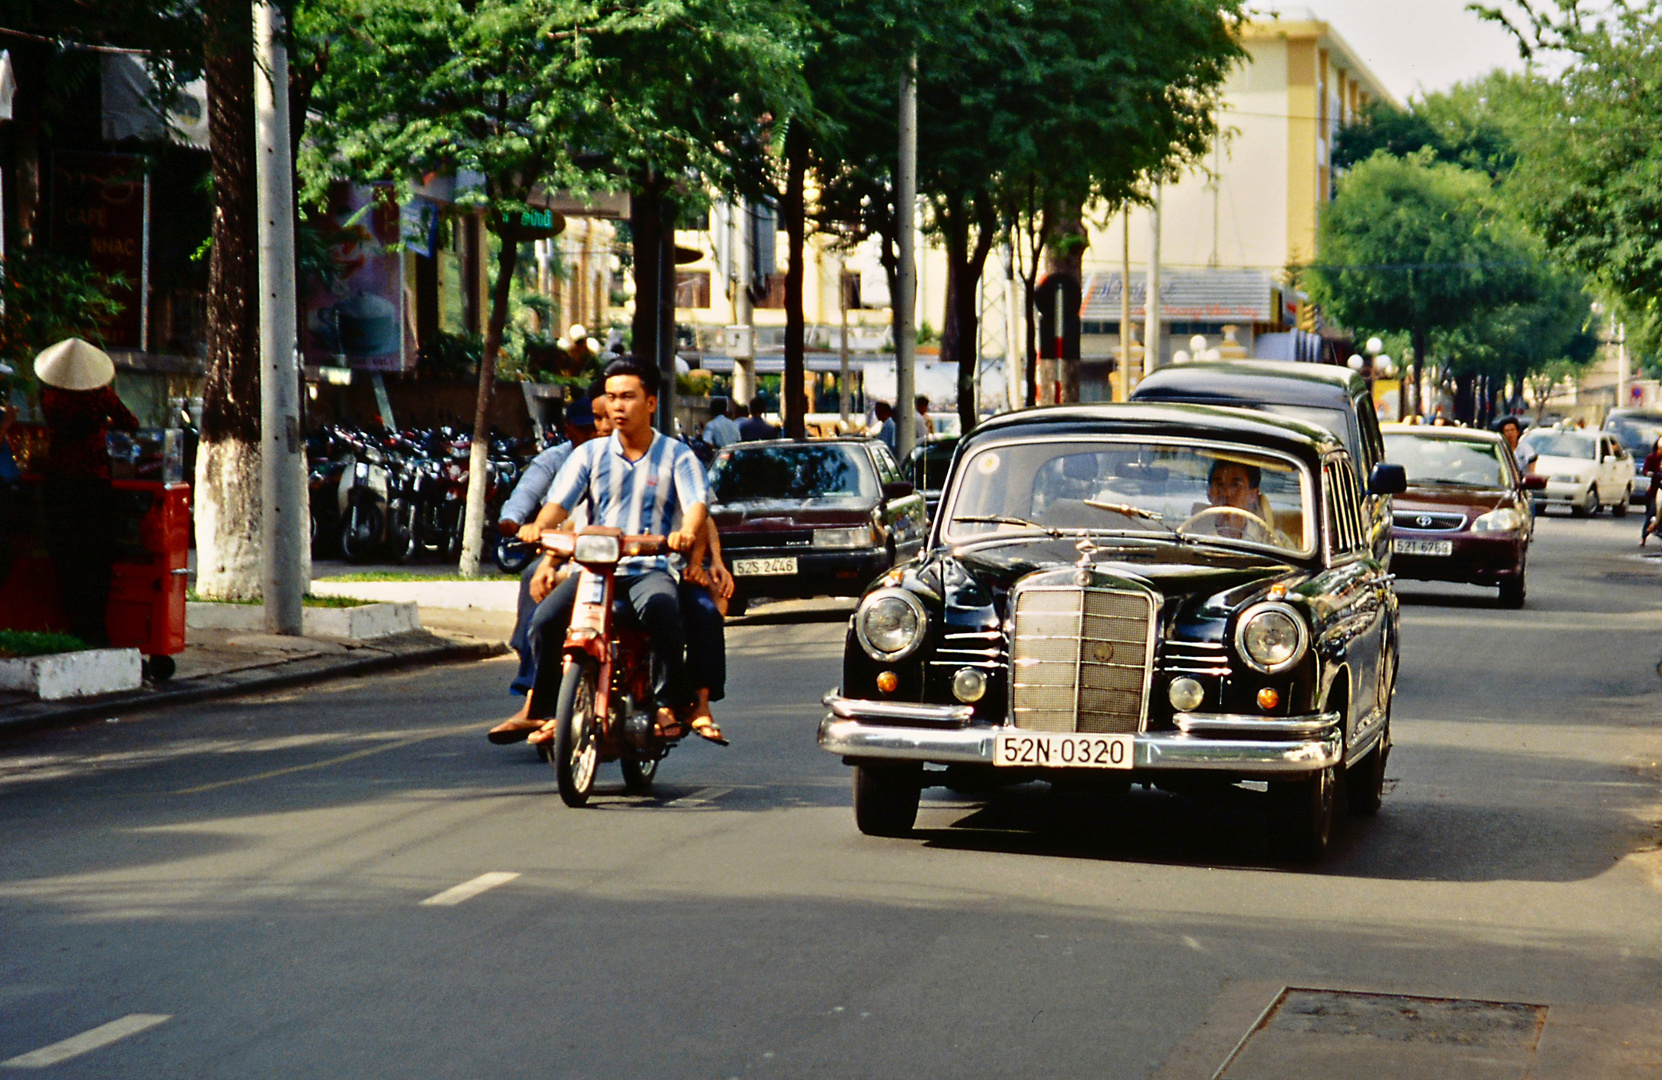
<box><xmin>876</xmin><ymin>671</ymin><xmax>899</xmax><ymax>694</ymax></box>
<box><xmin>1256</xmin><ymin>686</ymin><xmax>1280</xmax><ymax>710</ymax></box>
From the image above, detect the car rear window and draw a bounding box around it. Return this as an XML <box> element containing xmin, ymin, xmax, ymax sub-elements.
<box><xmin>709</xmin><ymin>444</ymin><xmax>877</xmax><ymax>501</ymax></box>
<box><xmin>1384</xmin><ymin>433</ymin><xmax>1510</xmax><ymax>488</ymax></box>
<box><xmin>1520</xmin><ymin>430</ymin><xmax>1595</xmax><ymax>460</ymax></box>
<box><xmin>1606</xmin><ymin>416</ymin><xmax>1662</xmax><ymax>455</ymax></box>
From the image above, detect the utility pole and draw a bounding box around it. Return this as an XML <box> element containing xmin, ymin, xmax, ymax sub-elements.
<box><xmin>839</xmin><ymin>261</ymin><xmax>851</xmax><ymax>427</ymax></box>
<box><xmin>732</xmin><ymin>200</ymin><xmax>755</xmax><ymax>405</ymax></box>
<box><xmin>1118</xmin><ymin>207</ymin><xmax>1133</xmax><ymax>401</ymax></box>
<box><xmin>1143</xmin><ymin>186</ymin><xmax>1162</xmax><ymax>379</ymax></box>
<box><xmin>1003</xmin><ymin>241</ymin><xmax>1020</xmax><ymax>410</ymax></box>
<box><xmin>895</xmin><ymin>55</ymin><xmax>918</xmax><ymax>460</ymax></box>
<box><xmin>254</xmin><ymin>0</ymin><xmax>304</xmax><ymax>634</ymax></box>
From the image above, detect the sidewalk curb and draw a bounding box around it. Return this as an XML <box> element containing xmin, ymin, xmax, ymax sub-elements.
<box><xmin>0</xmin><ymin>633</ymin><xmax>509</xmax><ymax>738</ymax></box>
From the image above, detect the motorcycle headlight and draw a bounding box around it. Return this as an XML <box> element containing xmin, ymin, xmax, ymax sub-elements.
<box><xmin>1472</xmin><ymin>507</ymin><xmax>1524</xmax><ymax>533</ymax></box>
<box><xmin>855</xmin><ymin>588</ymin><xmax>928</xmax><ymax>662</ymax></box>
<box><xmin>573</xmin><ymin>533</ymin><xmax>621</xmax><ymax>565</ymax></box>
<box><xmin>354</xmin><ymin>462</ymin><xmax>369</xmax><ymax>480</ymax></box>
<box><xmin>1235</xmin><ymin>602</ymin><xmax>1308</xmax><ymax>674</ymax></box>
<box><xmin>813</xmin><ymin>526</ymin><xmax>876</xmax><ymax>549</ymax></box>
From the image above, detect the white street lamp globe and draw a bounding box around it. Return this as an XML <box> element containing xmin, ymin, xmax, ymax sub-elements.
<box><xmin>585</xmin><ymin>338</ymin><xmax>601</xmax><ymax>354</ymax></box>
<box><xmin>556</xmin><ymin>337</ymin><xmax>571</xmax><ymax>350</ymax></box>
<box><xmin>1374</xmin><ymin>354</ymin><xmax>1395</xmax><ymax>377</ymax></box>
<box><xmin>1172</xmin><ymin>349</ymin><xmax>1191</xmax><ymax>364</ymax></box>
<box><xmin>1347</xmin><ymin>354</ymin><xmax>1365</xmax><ymax>370</ymax></box>
<box><xmin>569</xmin><ymin>324</ymin><xmax>587</xmax><ymax>340</ymax></box>
<box><xmin>1203</xmin><ymin>348</ymin><xmax>1222</xmax><ymax>362</ymax></box>
<box><xmin>1366</xmin><ymin>336</ymin><xmax>1384</xmax><ymax>355</ymax></box>
<box><xmin>1190</xmin><ymin>334</ymin><xmax>1208</xmax><ymax>353</ymax></box>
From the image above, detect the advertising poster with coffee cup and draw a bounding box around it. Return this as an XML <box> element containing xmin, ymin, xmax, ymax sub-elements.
<box><xmin>302</xmin><ymin>182</ymin><xmax>411</xmax><ymax>372</ymax></box>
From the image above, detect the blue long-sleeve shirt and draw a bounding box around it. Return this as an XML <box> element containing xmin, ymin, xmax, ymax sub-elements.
<box><xmin>499</xmin><ymin>441</ymin><xmax>576</xmax><ymax>525</ymax></box>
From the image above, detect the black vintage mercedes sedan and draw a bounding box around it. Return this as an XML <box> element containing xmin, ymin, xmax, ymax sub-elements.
<box><xmin>817</xmin><ymin>403</ymin><xmax>1407</xmax><ymax>861</ymax></box>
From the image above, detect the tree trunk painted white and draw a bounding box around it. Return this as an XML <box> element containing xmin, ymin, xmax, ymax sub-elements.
<box><xmin>193</xmin><ymin>437</ymin><xmax>263</xmax><ymax>600</ymax></box>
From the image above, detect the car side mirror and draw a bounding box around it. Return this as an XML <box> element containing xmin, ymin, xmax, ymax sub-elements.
<box><xmin>883</xmin><ymin>480</ymin><xmax>915</xmax><ymax>500</ymax></box>
<box><xmin>1522</xmin><ymin>474</ymin><xmax>1547</xmax><ymax>490</ymax></box>
<box><xmin>1368</xmin><ymin>463</ymin><xmax>1407</xmax><ymax>495</ymax></box>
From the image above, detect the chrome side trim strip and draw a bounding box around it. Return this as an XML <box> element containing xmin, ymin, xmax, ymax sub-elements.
<box><xmin>1172</xmin><ymin>710</ymin><xmax>1340</xmax><ymax>737</ymax></box>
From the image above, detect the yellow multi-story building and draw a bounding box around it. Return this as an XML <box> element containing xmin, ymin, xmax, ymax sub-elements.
<box><xmin>1079</xmin><ymin>8</ymin><xmax>1395</xmax><ymax>392</ymax></box>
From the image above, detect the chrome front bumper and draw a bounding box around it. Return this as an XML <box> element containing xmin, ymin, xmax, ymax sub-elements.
<box><xmin>818</xmin><ymin>695</ymin><xmax>1343</xmax><ymax>774</ymax></box>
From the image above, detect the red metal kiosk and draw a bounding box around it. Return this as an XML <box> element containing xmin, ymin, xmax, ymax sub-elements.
<box><xmin>0</xmin><ymin>436</ymin><xmax>191</xmax><ymax>680</ymax></box>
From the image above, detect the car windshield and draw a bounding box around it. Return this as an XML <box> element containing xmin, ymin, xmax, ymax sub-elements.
<box><xmin>906</xmin><ymin>440</ymin><xmax>957</xmax><ymax>491</ymax></box>
<box><xmin>942</xmin><ymin>437</ymin><xmax>1314</xmax><ymax>556</ymax></box>
<box><xmin>1384</xmin><ymin>433</ymin><xmax>1511</xmax><ymax>488</ymax></box>
<box><xmin>709</xmin><ymin>444</ymin><xmax>877</xmax><ymax>501</ymax></box>
<box><xmin>1520</xmin><ymin>430</ymin><xmax>1595</xmax><ymax>460</ymax></box>
<box><xmin>1606</xmin><ymin>416</ymin><xmax>1662</xmax><ymax>456</ymax></box>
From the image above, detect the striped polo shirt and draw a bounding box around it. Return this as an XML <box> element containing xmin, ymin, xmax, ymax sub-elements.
<box><xmin>545</xmin><ymin>429</ymin><xmax>709</xmax><ymax>575</ymax></box>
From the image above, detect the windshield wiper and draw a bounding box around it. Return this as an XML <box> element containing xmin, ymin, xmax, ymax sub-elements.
<box><xmin>954</xmin><ymin>514</ymin><xmax>1065</xmax><ymax>536</ymax></box>
<box><xmin>1082</xmin><ymin>498</ymin><xmax>1183</xmax><ymax>536</ymax></box>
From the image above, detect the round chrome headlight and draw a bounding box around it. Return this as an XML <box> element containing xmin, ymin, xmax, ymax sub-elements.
<box><xmin>1235</xmin><ymin>602</ymin><xmax>1308</xmax><ymax>673</ymax></box>
<box><xmin>855</xmin><ymin>588</ymin><xmax>928</xmax><ymax>662</ymax></box>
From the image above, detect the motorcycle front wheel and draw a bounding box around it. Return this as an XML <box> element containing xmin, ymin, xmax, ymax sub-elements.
<box><xmin>554</xmin><ymin>657</ymin><xmax>601</xmax><ymax>807</ymax></box>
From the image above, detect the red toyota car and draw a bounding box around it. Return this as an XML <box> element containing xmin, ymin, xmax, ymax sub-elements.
<box><xmin>1382</xmin><ymin>424</ymin><xmax>1544</xmax><ymax>608</ymax></box>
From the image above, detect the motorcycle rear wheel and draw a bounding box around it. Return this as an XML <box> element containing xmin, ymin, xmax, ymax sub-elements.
<box><xmin>554</xmin><ymin>658</ymin><xmax>601</xmax><ymax>807</ymax></box>
<box><xmin>621</xmin><ymin>755</ymin><xmax>659</xmax><ymax>793</ymax></box>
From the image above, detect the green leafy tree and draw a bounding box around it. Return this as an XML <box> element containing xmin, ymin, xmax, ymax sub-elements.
<box><xmin>803</xmin><ymin>0</ymin><xmax>1242</xmax><ymax>428</ymax></box>
<box><xmin>0</xmin><ymin>254</ymin><xmax>127</xmax><ymax>380</ymax></box>
<box><xmin>1474</xmin><ymin>2</ymin><xmax>1662</xmax><ymax>336</ymax></box>
<box><xmin>1306</xmin><ymin>149</ymin><xmax>1535</xmax><ymax>418</ymax></box>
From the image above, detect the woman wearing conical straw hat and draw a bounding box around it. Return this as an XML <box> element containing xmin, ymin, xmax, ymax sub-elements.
<box><xmin>34</xmin><ymin>338</ymin><xmax>139</xmax><ymax>646</ymax></box>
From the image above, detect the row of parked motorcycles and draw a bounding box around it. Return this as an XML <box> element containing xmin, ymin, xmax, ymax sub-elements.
<box><xmin>306</xmin><ymin>425</ymin><xmax>540</xmax><ymax>573</ymax></box>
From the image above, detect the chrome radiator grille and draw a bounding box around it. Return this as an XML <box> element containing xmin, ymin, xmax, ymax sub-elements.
<box><xmin>1010</xmin><ymin>586</ymin><xmax>1155</xmax><ymax>734</ymax></box>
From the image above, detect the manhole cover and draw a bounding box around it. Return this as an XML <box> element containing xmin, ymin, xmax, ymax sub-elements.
<box><xmin>1215</xmin><ymin>988</ymin><xmax>1547</xmax><ymax>1080</ymax></box>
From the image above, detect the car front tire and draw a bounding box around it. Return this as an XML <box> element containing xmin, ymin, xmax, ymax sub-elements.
<box><xmin>1574</xmin><ymin>487</ymin><xmax>1595</xmax><ymax>517</ymax></box>
<box><xmin>1269</xmin><ymin>764</ymin><xmax>1336</xmax><ymax>862</ymax></box>
<box><xmin>852</xmin><ymin>763</ymin><xmax>922</xmax><ymax>837</ymax></box>
<box><xmin>1346</xmin><ymin>721</ymin><xmax>1390</xmax><ymax>817</ymax></box>
<box><xmin>1498</xmin><ymin>575</ymin><xmax>1526</xmax><ymax>609</ymax></box>
<box><xmin>1614</xmin><ymin>486</ymin><xmax>1631</xmax><ymax>516</ymax></box>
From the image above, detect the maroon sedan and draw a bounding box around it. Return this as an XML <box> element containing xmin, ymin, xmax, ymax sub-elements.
<box><xmin>709</xmin><ymin>439</ymin><xmax>929</xmax><ymax>615</ymax></box>
<box><xmin>1382</xmin><ymin>424</ymin><xmax>1545</xmax><ymax>608</ymax></box>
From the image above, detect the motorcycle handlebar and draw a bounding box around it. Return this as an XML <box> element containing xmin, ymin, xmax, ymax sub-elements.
<box><xmin>536</xmin><ymin>530</ymin><xmax>670</xmax><ymax>560</ymax></box>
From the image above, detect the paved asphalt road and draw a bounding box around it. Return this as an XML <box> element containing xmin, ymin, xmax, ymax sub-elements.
<box><xmin>3</xmin><ymin>513</ymin><xmax>1661</xmax><ymax>1078</ymax></box>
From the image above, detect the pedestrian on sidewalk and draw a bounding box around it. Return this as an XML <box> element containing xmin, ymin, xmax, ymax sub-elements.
<box><xmin>34</xmin><ymin>338</ymin><xmax>139</xmax><ymax>646</ymax></box>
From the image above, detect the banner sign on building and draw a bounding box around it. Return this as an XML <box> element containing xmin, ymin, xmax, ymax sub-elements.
<box><xmin>49</xmin><ymin>152</ymin><xmax>148</xmax><ymax>350</ymax></box>
<box><xmin>302</xmin><ymin>183</ymin><xmax>411</xmax><ymax>372</ymax></box>
<box><xmin>1082</xmin><ymin>269</ymin><xmax>1279</xmax><ymax>325</ymax></box>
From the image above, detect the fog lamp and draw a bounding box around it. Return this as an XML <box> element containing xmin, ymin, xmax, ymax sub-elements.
<box><xmin>1168</xmin><ymin>677</ymin><xmax>1205</xmax><ymax>712</ymax></box>
<box><xmin>876</xmin><ymin>671</ymin><xmax>899</xmax><ymax>694</ymax></box>
<box><xmin>952</xmin><ymin>667</ymin><xmax>987</xmax><ymax>703</ymax></box>
<box><xmin>1256</xmin><ymin>686</ymin><xmax>1280</xmax><ymax>711</ymax></box>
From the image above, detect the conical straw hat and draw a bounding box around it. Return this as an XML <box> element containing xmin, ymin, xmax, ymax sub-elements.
<box><xmin>34</xmin><ymin>338</ymin><xmax>115</xmax><ymax>391</ymax></box>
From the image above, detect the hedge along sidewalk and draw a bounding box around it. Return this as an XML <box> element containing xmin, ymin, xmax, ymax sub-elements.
<box><xmin>0</xmin><ymin>627</ymin><xmax>509</xmax><ymax>738</ymax></box>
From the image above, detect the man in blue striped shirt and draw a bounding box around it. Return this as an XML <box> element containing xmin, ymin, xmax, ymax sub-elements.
<box><xmin>526</xmin><ymin>357</ymin><xmax>723</xmax><ymax>743</ymax></box>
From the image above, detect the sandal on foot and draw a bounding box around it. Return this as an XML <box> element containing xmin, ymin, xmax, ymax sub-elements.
<box><xmin>653</xmin><ymin>710</ymin><xmax>688</xmax><ymax>741</ymax></box>
<box><xmin>525</xmin><ymin>719</ymin><xmax>560</xmax><ymax>746</ymax></box>
<box><xmin>689</xmin><ymin>716</ymin><xmax>729</xmax><ymax>746</ymax></box>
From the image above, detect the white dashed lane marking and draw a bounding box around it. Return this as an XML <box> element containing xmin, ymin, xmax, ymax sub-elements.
<box><xmin>419</xmin><ymin>872</ymin><xmax>521</xmax><ymax>906</ymax></box>
<box><xmin>665</xmin><ymin>786</ymin><xmax>733</xmax><ymax>808</ymax></box>
<box><xmin>2</xmin><ymin>1014</ymin><xmax>172</xmax><ymax>1068</ymax></box>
